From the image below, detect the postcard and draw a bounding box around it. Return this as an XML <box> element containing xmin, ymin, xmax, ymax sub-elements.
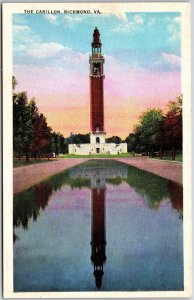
<box><xmin>2</xmin><ymin>2</ymin><xmax>191</xmax><ymax>298</ymax></box>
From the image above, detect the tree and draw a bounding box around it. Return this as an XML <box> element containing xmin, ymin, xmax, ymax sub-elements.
<box><xmin>125</xmin><ymin>133</ymin><xmax>138</xmax><ymax>152</ymax></box>
<box><xmin>13</xmin><ymin>91</ymin><xmax>34</xmax><ymax>161</ymax></box>
<box><xmin>106</xmin><ymin>136</ymin><xmax>122</xmax><ymax>144</ymax></box>
<box><xmin>30</xmin><ymin>112</ymin><xmax>52</xmax><ymax>159</ymax></box>
<box><xmin>12</xmin><ymin>76</ymin><xmax>18</xmax><ymax>90</ymax></box>
<box><xmin>156</xmin><ymin>116</ymin><xmax>166</xmax><ymax>159</ymax></box>
<box><xmin>134</xmin><ymin>108</ymin><xmax>163</xmax><ymax>155</ymax></box>
<box><xmin>65</xmin><ymin>133</ymin><xmax>90</xmax><ymax>146</ymax></box>
<box><xmin>162</xmin><ymin>95</ymin><xmax>182</xmax><ymax>160</ymax></box>
<box><xmin>13</xmin><ymin>77</ymin><xmax>54</xmax><ymax>161</ymax></box>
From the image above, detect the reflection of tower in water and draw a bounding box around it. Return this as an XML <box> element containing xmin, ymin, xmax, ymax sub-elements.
<box><xmin>91</xmin><ymin>183</ymin><xmax>106</xmax><ymax>289</ymax></box>
<box><xmin>69</xmin><ymin>163</ymin><xmax>128</xmax><ymax>288</ymax></box>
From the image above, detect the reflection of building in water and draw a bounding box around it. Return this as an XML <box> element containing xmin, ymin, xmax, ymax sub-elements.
<box><xmin>69</xmin><ymin>164</ymin><xmax>128</xmax><ymax>288</ymax></box>
<box><xmin>69</xmin><ymin>166</ymin><xmax>128</xmax><ymax>189</ymax></box>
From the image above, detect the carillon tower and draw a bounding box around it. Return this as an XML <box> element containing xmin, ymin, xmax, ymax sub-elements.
<box><xmin>89</xmin><ymin>27</ymin><xmax>106</xmax><ymax>145</ymax></box>
<box><xmin>68</xmin><ymin>27</ymin><xmax>127</xmax><ymax>155</ymax></box>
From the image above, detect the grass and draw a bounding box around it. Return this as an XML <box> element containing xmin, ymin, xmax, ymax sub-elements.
<box><xmin>13</xmin><ymin>158</ymin><xmax>58</xmax><ymax>168</ymax></box>
<box><xmin>13</xmin><ymin>153</ymin><xmax>132</xmax><ymax>168</ymax></box>
<box><xmin>58</xmin><ymin>153</ymin><xmax>132</xmax><ymax>159</ymax></box>
<box><xmin>150</xmin><ymin>154</ymin><xmax>182</xmax><ymax>162</ymax></box>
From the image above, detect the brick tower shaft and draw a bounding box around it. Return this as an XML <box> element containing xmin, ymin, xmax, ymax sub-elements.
<box><xmin>89</xmin><ymin>27</ymin><xmax>105</xmax><ymax>134</ymax></box>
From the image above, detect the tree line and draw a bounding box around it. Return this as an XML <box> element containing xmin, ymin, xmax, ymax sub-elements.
<box><xmin>105</xmin><ymin>95</ymin><xmax>182</xmax><ymax>160</ymax></box>
<box><xmin>13</xmin><ymin>77</ymin><xmax>67</xmax><ymax>161</ymax></box>
<box><xmin>125</xmin><ymin>95</ymin><xmax>182</xmax><ymax>160</ymax></box>
<box><xmin>13</xmin><ymin>77</ymin><xmax>92</xmax><ymax>161</ymax></box>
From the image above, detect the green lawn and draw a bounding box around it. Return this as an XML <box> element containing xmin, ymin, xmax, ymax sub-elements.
<box><xmin>58</xmin><ymin>153</ymin><xmax>132</xmax><ymax>159</ymax></box>
<box><xmin>150</xmin><ymin>154</ymin><xmax>182</xmax><ymax>162</ymax></box>
<box><xmin>13</xmin><ymin>158</ymin><xmax>58</xmax><ymax>168</ymax></box>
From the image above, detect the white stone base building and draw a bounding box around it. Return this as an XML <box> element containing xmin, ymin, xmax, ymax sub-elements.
<box><xmin>68</xmin><ymin>133</ymin><xmax>127</xmax><ymax>155</ymax></box>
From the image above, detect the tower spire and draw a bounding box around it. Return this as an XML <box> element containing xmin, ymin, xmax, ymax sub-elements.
<box><xmin>92</xmin><ymin>27</ymin><xmax>102</xmax><ymax>54</ymax></box>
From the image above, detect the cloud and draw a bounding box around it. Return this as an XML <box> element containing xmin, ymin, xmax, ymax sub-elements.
<box><xmin>147</xmin><ymin>17</ymin><xmax>156</xmax><ymax>27</ymax></box>
<box><xmin>13</xmin><ymin>14</ymin><xmax>29</xmax><ymax>25</ymax></box>
<box><xmin>63</xmin><ymin>15</ymin><xmax>83</xmax><ymax>28</ymax></box>
<box><xmin>113</xmin><ymin>14</ymin><xmax>144</xmax><ymax>33</ymax></box>
<box><xmin>153</xmin><ymin>52</ymin><xmax>181</xmax><ymax>71</ymax></box>
<box><xmin>43</xmin><ymin>14</ymin><xmax>83</xmax><ymax>28</ymax></box>
<box><xmin>13</xmin><ymin>18</ymin><xmax>88</xmax><ymax>67</ymax></box>
<box><xmin>27</xmin><ymin>42</ymin><xmax>65</xmax><ymax>59</ymax></box>
<box><xmin>13</xmin><ymin>25</ymin><xmax>41</xmax><ymax>53</ymax></box>
<box><xmin>13</xmin><ymin>25</ymin><xmax>30</xmax><ymax>32</ymax></box>
<box><xmin>161</xmin><ymin>53</ymin><xmax>181</xmax><ymax>66</ymax></box>
<box><xmin>13</xmin><ymin>21</ymin><xmax>87</xmax><ymax>64</ymax></box>
<box><xmin>44</xmin><ymin>14</ymin><xmax>58</xmax><ymax>25</ymax></box>
<box><xmin>167</xmin><ymin>16</ymin><xmax>180</xmax><ymax>43</ymax></box>
<box><xmin>134</xmin><ymin>15</ymin><xmax>144</xmax><ymax>25</ymax></box>
<box><xmin>61</xmin><ymin>48</ymin><xmax>88</xmax><ymax>64</ymax></box>
<box><xmin>105</xmin><ymin>12</ymin><xmax>128</xmax><ymax>22</ymax></box>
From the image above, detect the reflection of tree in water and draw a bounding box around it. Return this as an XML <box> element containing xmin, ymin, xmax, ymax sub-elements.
<box><xmin>13</xmin><ymin>183</ymin><xmax>52</xmax><ymax>242</ymax></box>
<box><xmin>13</xmin><ymin>169</ymin><xmax>91</xmax><ymax>242</ymax></box>
<box><xmin>168</xmin><ymin>181</ymin><xmax>183</xmax><ymax>219</ymax></box>
<box><xmin>34</xmin><ymin>183</ymin><xmax>53</xmax><ymax>210</ymax></box>
<box><xmin>43</xmin><ymin>170</ymin><xmax>90</xmax><ymax>191</ymax></box>
<box><xmin>78</xmin><ymin>160</ymin><xmax>180</xmax><ymax>211</ymax></box>
<box><xmin>106</xmin><ymin>177</ymin><xmax>122</xmax><ymax>186</ymax></box>
<box><xmin>125</xmin><ymin>168</ymin><xmax>170</xmax><ymax>209</ymax></box>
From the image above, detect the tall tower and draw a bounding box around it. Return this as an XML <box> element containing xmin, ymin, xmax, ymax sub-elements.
<box><xmin>68</xmin><ymin>27</ymin><xmax>128</xmax><ymax>155</ymax></box>
<box><xmin>89</xmin><ymin>27</ymin><xmax>105</xmax><ymax>145</ymax></box>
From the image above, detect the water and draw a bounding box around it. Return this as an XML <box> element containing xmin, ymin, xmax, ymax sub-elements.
<box><xmin>14</xmin><ymin>160</ymin><xmax>183</xmax><ymax>291</ymax></box>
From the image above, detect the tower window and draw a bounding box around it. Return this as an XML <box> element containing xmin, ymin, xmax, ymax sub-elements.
<box><xmin>96</xmin><ymin>137</ymin><xmax>100</xmax><ymax>143</ymax></box>
<box><xmin>93</xmin><ymin>63</ymin><xmax>101</xmax><ymax>75</ymax></box>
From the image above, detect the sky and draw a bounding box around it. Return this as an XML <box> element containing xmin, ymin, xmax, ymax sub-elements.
<box><xmin>13</xmin><ymin>12</ymin><xmax>181</xmax><ymax>139</ymax></box>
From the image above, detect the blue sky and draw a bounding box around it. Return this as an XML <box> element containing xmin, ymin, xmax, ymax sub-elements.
<box><xmin>13</xmin><ymin>12</ymin><xmax>181</xmax><ymax>69</ymax></box>
<box><xmin>12</xmin><ymin>12</ymin><xmax>181</xmax><ymax>138</ymax></box>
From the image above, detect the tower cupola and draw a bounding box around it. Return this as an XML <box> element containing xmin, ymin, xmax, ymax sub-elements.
<box><xmin>92</xmin><ymin>27</ymin><xmax>102</xmax><ymax>54</ymax></box>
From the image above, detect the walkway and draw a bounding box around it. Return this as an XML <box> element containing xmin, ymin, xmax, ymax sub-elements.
<box><xmin>13</xmin><ymin>159</ymin><xmax>85</xmax><ymax>194</ymax></box>
<box><xmin>115</xmin><ymin>157</ymin><xmax>182</xmax><ymax>185</ymax></box>
<box><xmin>13</xmin><ymin>157</ymin><xmax>182</xmax><ymax>194</ymax></box>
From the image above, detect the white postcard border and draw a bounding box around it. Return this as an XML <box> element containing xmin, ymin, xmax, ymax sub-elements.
<box><xmin>3</xmin><ymin>2</ymin><xmax>192</xmax><ymax>298</ymax></box>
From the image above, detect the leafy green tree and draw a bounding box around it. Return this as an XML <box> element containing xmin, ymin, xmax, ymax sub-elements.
<box><xmin>156</xmin><ymin>116</ymin><xmax>166</xmax><ymax>159</ymax></box>
<box><xmin>162</xmin><ymin>95</ymin><xmax>182</xmax><ymax>160</ymax></box>
<box><xmin>106</xmin><ymin>136</ymin><xmax>122</xmax><ymax>144</ymax></box>
<box><xmin>125</xmin><ymin>133</ymin><xmax>138</xmax><ymax>153</ymax></box>
<box><xmin>13</xmin><ymin>77</ymin><xmax>55</xmax><ymax>161</ymax></box>
<box><xmin>134</xmin><ymin>108</ymin><xmax>163</xmax><ymax>155</ymax></box>
<box><xmin>51</xmin><ymin>132</ymin><xmax>61</xmax><ymax>155</ymax></box>
<box><xmin>58</xmin><ymin>132</ymin><xmax>67</xmax><ymax>154</ymax></box>
<box><xmin>13</xmin><ymin>91</ymin><xmax>34</xmax><ymax>161</ymax></box>
<box><xmin>30</xmin><ymin>112</ymin><xmax>52</xmax><ymax>159</ymax></box>
<box><xmin>66</xmin><ymin>133</ymin><xmax>90</xmax><ymax>145</ymax></box>
<box><xmin>12</xmin><ymin>76</ymin><xmax>18</xmax><ymax>90</ymax></box>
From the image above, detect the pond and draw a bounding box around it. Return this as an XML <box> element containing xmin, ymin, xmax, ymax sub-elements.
<box><xmin>14</xmin><ymin>159</ymin><xmax>183</xmax><ymax>292</ymax></box>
